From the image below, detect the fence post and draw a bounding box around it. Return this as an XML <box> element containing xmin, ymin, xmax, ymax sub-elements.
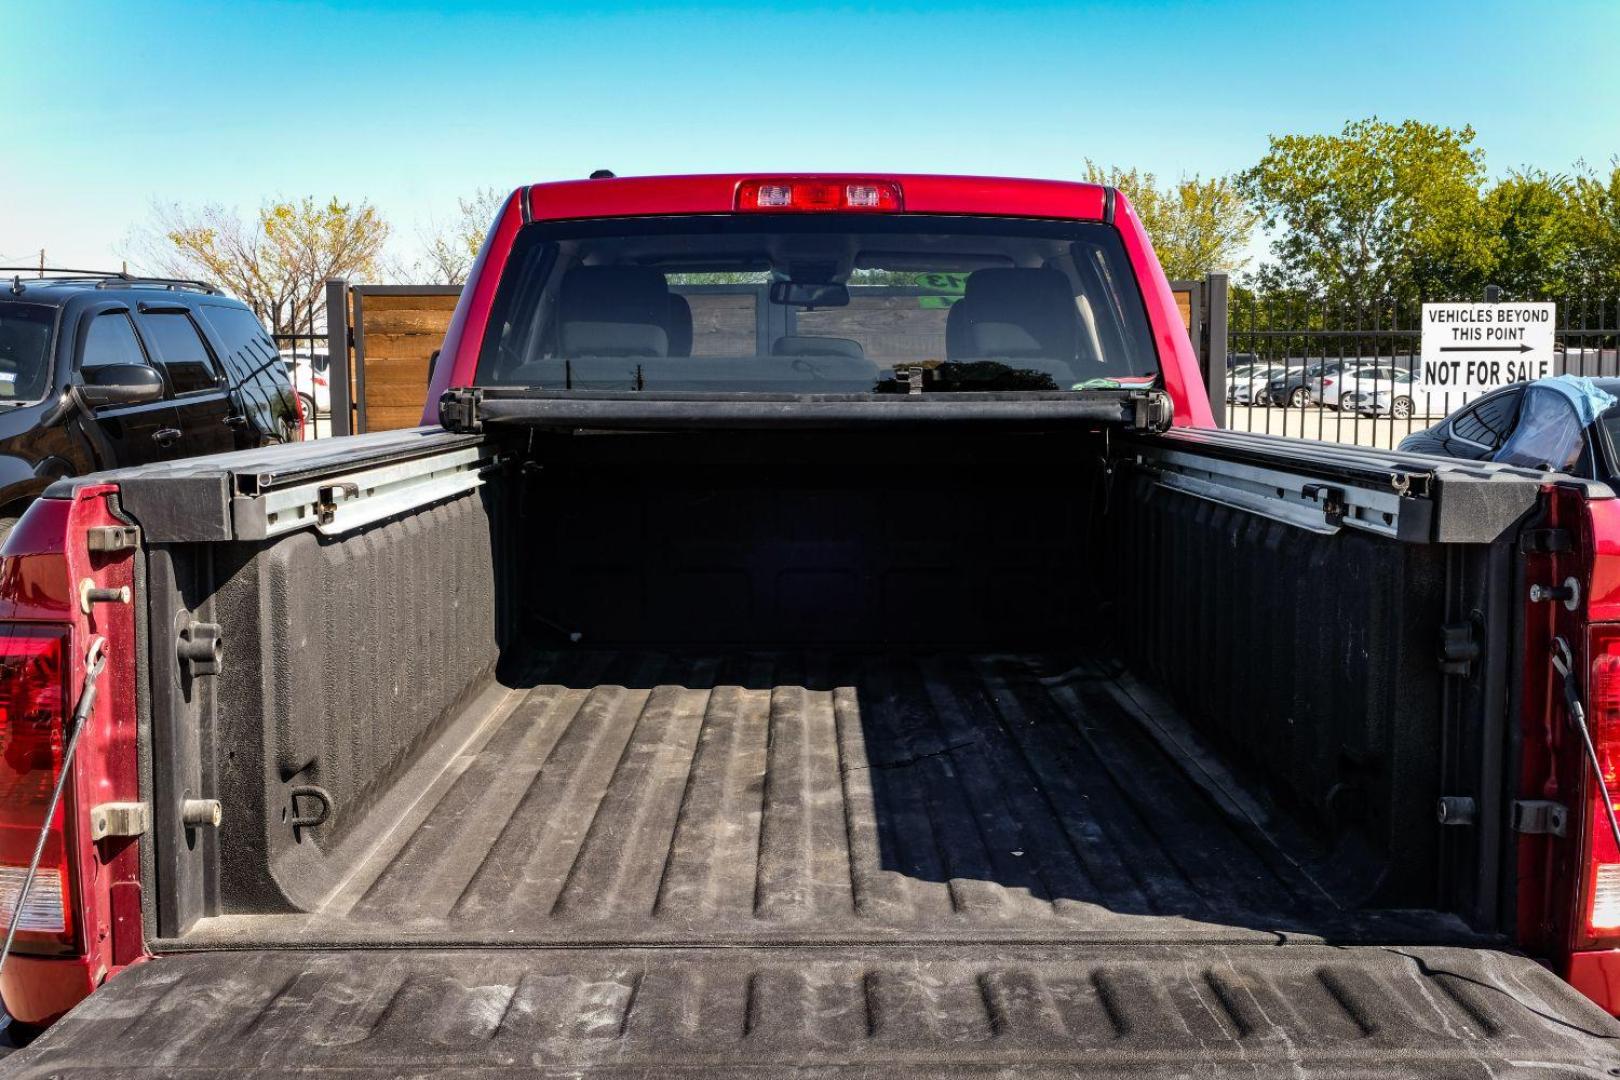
<box><xmin>1205</xmin><ymin>272</ymin><xmax>1229</xmax><ymax>427</ymax></box>
<box><xmin>325</xmin><ymin>278</ymin><xmax>352</xmax><ymax>437</ymax></box>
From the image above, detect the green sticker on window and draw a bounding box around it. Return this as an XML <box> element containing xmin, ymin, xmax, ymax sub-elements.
<box><xmin>917</xmin><ymin>272</ymin><xmax>967</xmax><ymax>309</ymax></box>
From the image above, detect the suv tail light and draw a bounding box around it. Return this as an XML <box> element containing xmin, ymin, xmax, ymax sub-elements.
<box><xmin>736</xmin><ymin>178</ymin><xmax>903</xmax><ymax>212</ymax></box>
<box><xmin>0</xmin><ymin>629</ymin><xmax>73</xmax><ymax>952</ymax></box>
<box><xmin>290</xmin><ymin>388</ymin><xmax>307</xmax><ymax>442</ymax></box>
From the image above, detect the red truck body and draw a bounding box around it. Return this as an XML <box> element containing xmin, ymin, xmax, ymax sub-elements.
<box><xmin>3</xmin><ymin>175</ymin><xmax>1620</xmax><ymax>1075</ymax></box>
<box><xmin>422</xmin><ymin>175</ymin><xmax>1215</xmax><ymax>430</ymax></box>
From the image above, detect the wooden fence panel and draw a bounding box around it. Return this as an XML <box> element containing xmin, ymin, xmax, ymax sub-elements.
<box><xmin>354</xmin><ymin>290</ymin><xmax>459</xmax><ymax>431</ymax></box>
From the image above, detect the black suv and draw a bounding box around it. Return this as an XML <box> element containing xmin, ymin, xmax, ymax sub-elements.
<box><xmin>0</xmin><ymin>270</ymin><xmax>300</xmax><ymax>535</ymax></box>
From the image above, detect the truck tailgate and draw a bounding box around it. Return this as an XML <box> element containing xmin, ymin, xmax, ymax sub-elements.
<box><xmin>8</xmin><ymin>945</ymin><xmax>1620</xmax><ymax>1078</ymax></box>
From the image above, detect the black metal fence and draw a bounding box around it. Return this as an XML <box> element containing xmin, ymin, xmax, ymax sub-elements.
<box><xmin>269</xmin><ymin>291</ymin><xmax>346</xmax><ymax>439</ymax></box>
<box><xmin>1223</xmin><ymin>290</ymin><xmax>1620</xmax><ymax>450</ymax></box>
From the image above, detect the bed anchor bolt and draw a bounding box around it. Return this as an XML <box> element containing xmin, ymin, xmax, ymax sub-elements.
<box><xmin>78</xmin><ymin>579</ymin><xmax>130</xmax><ymax>615</ymax></box>
<box><xmin>1529</xmin><ymin>577</ymin><xmax>1581</xmax><ymax>611</ymax></box>
<box><xmin>180</xmin><ymin>799</ymin><xmax>222</xmax><ymax>830</ymax></box>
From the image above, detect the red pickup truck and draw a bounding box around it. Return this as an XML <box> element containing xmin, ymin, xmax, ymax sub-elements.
<box><xmin>2</xmin><ymin>173</ymin><xmax>1620</xmax><ymax>1077</ymax></box>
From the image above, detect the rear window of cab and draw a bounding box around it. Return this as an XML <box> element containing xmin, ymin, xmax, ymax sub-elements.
<box><xmin>477</xmin><ymin>215</ymin><xmax>1159</xmax><ymax>395</ymax></box>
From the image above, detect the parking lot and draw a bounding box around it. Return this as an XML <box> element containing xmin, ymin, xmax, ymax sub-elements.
<box><xmin>1225</xmin><ymin>401</ymin><xmax>1441</xmax><ymax>448</ymax></box>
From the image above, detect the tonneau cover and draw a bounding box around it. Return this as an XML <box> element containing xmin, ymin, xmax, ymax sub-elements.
<box><xmin>8</xmin><ymin>945</ymin><xmax>1619</xmax><ymax>1078</ymax></box>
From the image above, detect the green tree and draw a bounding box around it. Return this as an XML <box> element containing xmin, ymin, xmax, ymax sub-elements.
<box><xmin>1239</xmin><ymin>118</ymin><xmax>1493</xmax><ymax>301</ymax></box>
<box><xmin>1481</xmin><ymin>170</ymin><xmax>1576</xmax><ymax>298</ymax></box>
<box><xmin>134</xmin><ymin>196</ymin><xmax>389</xmax><ymax>334</ymax></box>
<box><xmin>417</xmin><ymin>187</ymin><xmax>507</xmax><ymax>285</ymax></box>
<box><xmin>1559</xmin><ymin>160</ymin><xmax>1620</xmax><ymax>296</ymax></box>
<box><xmin>1083</xmin><ymin>162</ymin><xmax>1258</xmax><ymax>279</ymax></box>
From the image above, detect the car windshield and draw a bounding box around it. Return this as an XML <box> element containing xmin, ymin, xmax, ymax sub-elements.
<box><xmin>476</xmin><ymin>215</ymin><xmax>1159</xmax><ymax>394</ymax></box>
<box><xmin>0</xmin><ymin>301</ymin><xmax>56</xmax><ymax>402</ymax></box>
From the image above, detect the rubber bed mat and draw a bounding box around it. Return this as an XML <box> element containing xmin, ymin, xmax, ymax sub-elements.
<box><xmin>7</xmin><ymin>944</ymin><xmax>1620</xmax><ymax>1077</ymax></box>
<box><xmin>178</xmin><ymin>651</ymin><xmax>1472</xmax><ymax>949</ymax></box>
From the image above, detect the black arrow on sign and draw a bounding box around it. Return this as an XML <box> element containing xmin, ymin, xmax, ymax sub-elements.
<box><xmin>1439</xmin><ymin>343</ymin><xmax>1534</xmax><ymax>354</ymax></box>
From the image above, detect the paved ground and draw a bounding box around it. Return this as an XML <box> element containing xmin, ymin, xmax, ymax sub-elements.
<box><xmin>1224</xmin><ymin>403</ymin><xmax>1442</xmax><ymax>450</ymax></box>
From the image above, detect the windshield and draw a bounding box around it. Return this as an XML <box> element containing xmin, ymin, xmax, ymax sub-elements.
<box><xmin>476</xmin><ymin>216</ymin><xmax>1158</xmax><ymax>394</ymax></box>
<box><xmin>0</xmin><ymin>302</ymin><xmax>56</xmax><ymax>402</ymax></box>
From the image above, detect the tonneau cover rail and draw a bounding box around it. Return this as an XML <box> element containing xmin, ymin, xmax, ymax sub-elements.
<box><xmin>438</xmin><ymin>386</ymin><xmax>1175</xmax><ymax>433</ymax></box>
<box><xmin>1127</xmin><ymin>427</ymin><xmax>1606</xmax><ymax>545</ymax></box>
<box><xmin>44</xmin><ymin>428</ymin><xmax>495</xmax><ymax>543</ymax></box>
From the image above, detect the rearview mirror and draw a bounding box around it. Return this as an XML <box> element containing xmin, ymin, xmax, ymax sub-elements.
<box><xmin>769</xmin><ymin>281</ymin><xmax>850</xmax><ymax>308</ymax></box>
<box><xmin>78</xmin><ymin>363</ymin><xmax>166</xmax><ymax>407</ymax></box>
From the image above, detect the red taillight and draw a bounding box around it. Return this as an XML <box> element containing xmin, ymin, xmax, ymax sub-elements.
<box><xmin>1322</xmin><ymin>378</ymin><xmax>1335</xmax><ymax>388</ymax></box>
<box><xmin>0</xmin><ymin>630</ymin><xmax>72</xmax><ymax>951</ymax></box>
<box><xmin>290</xmin><ymin>389</ymin><xmax>307</xmax><ymax>442</ymax></box>
<box><xmin>1584</xmin><ymin>632</ymin><xmax>1620</xmax><ymax>935</ymax></box>
<box><xmin>736</xmin><ymin>178</ymin><xmax>904</xmax><ymax>212</ymax></box>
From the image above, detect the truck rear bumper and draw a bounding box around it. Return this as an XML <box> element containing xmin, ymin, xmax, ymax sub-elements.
<box><xmin>8</xmin><ymin>944</ymin><xmax>1620</xmax><ymax>1078</ymax></box>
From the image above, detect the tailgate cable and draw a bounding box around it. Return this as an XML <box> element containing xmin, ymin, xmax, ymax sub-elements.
<box><xmin>1552</xmin><ymin>635</ymin><xmax>1620</xmax><ymax>853</ymax></box>
<box><xmin>0</xmin><ymin>636</ymin><xmax>107</xmax><ymax>980</ymax></box>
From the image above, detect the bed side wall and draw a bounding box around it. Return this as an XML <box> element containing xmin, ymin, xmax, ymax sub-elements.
<box><xmin>1105</xmin><ymin>462</ymin><xmax>1518</xmax><ymax>923</ymax></box>
<box><xmin>149</xmin><ymin>480</ymin><xmax>512</xmax><ymax>933</ymax></box>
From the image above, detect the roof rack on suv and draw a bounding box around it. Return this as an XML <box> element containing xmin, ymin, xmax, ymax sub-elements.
<box><xmin>2</xmin><ymin>267</ymin><xmax>221</xmax><ymax>296</ymax></box>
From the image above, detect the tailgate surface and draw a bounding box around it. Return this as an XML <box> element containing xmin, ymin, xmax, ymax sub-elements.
<box><xmin>8</xmin><ymin>944</ymin><xmax>1620</xmax><ymax>1078</ymax></box>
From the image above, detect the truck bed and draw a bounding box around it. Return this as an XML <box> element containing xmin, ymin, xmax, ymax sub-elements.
<box><xmin>37</xmin><ymin>424</ymin><xmax>1616</xmax><ymax>1076</ymax></box>
<box><xmin>175</xmin><ymin>649</ymin><xmax>1468</xmax><ymax>948</ymax></box>
<box><xmin>23</xmin><ymin>650</ymin><xmax>1618</xmax><ymax>1077</ymax></box>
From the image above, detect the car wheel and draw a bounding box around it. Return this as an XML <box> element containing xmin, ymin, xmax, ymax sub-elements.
<box><xmin>1289</xmin><ymin>387</ymin><xmax>1311</xmax><ymax>408</ymax></box>
<box><xmin>1392</xmin><ymin>396</ymin><xmax>1414</xmax><ymax>419</ymax></box>
<box><xmin>299</xmin><ymin>393</ymin><xmax>317</xmax><ymax>420</ymax></box>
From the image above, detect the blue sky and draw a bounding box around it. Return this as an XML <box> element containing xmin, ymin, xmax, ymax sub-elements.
<box><xmin>4</xmin><ymin>0</ymin><xmax>1617</xmax><ymax>271</ymax></box>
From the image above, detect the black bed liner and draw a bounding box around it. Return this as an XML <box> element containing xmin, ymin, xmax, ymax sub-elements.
<box><xmin>10</xmin><ymin>944</ymin><xmax>1619</xmax><ymax>1077</ymax></box>
<box><xmin>174</xmin><ymin>651</ymin><xmax>1472</xmax><ymax>949</ymax></box>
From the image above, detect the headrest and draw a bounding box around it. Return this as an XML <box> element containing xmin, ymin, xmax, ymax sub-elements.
<box><xmin>952</xmin><ymin>268</ymin><xmax>1079</xmax><ymax>361</ymax></box>
<box><xmin>559</xmin><ymin>267</ymin><xmax>670</xmax><ymax>357</ymax></box>
<box><xmin>771</xmin><ymin>335</ymin><xmax>867</xmax><ymax>360</ymax></box>
<box><xmin>666</xmin><ymin>293</ymin><xmax>693</xmax><ymax>357</ymax></box>
<box><xmin>944</xmin><ymin>298</ymin><xmax>970</xmax><ymax>359</ymax></box>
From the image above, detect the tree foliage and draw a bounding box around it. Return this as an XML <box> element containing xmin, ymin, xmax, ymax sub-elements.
<box><xmin>1560</xmin><ymin>161</ymin><xmax>1620</xmax><ymax>297</ymax></box>
<box><xmin>135</xmin><ymin>197</ymin><xmax>389</xmax><ymax>334</ymax></box>
<box><xmin>1083</xmin><ymin>162</ymin><xmax>1259</xmax><ymax>279</ymax></box>
<box><xmin>416</xmin><ymin>187</ymin><xmax>507</xmax><ymax>285</ymax></box>
<box><xmin>1239</xmin><ymin>118</ymin><xmax>1494</xmax><ymax>301</ymax></box>
<box><xmin>1239</xmin><ymin>117</ymin><xmax>1620</xmax><ymax>302</ymax></box>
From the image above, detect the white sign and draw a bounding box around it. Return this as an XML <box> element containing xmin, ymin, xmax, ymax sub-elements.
<box><xmin>1419</xmin><ymin>302</ymin><xmax>1556</xmax><ymax>392</ymax></box>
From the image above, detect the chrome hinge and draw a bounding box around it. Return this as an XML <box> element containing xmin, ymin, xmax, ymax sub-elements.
<box><xmin>89</xmin><ymin>801</ymin><xmax>150</xmax><ymax>841</ymax></box>
<box><xmin>1511</xmin><ymin>799</ymin><xmax>1569</xmax><ymax>837</ymax></box>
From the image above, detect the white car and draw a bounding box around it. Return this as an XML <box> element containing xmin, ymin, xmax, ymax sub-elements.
<box><xmin>1319</xmin><ymin>363</ymin><xmax>1406</xmax><ymax>410</ymax></box>
<box><xmin>1335</xmin><ymin>367</ymin><xmax>1425</xmax><ymax>418</ymax></box>
<box><xmin>1227</xmin><ymin>362</ymin><xmax>1289</xmax><ymax>405</ymax></box>
<box><xmin>281</xmin><ymin>350</ymin><xmax>331</xmax><ymax>417</ymax></box>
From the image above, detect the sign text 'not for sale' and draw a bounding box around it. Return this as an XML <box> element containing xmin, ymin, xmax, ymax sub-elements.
<box><xmin>1420</xmin><ymin>302</ymin><xmax>1556</xmax><ymax>392</ymax></box>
